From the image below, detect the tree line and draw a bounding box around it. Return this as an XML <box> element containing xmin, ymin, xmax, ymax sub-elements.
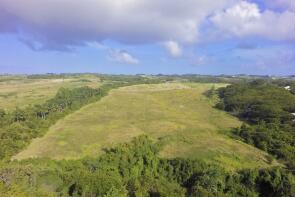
<box><xmin>216</xmin><ymin>80</ymin><xmax>295</xmax><ymax>170</ymax></box>
<box><xmin>0</xmin><ymin>136</ymin><xmax>294</xmax><ymax>196</ymax></box>
<box><xmin>0</xmin><ymin>86</ymin><xmax>104</xmax><ymax>160</ymax></box>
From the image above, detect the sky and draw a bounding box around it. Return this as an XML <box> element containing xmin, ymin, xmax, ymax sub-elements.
<box><xmin>0</xmin><ymin>0</ymin><xmax>294</xmax><ymax>75</ymax></box>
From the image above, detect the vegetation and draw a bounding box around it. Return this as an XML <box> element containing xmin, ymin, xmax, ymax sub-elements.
<box><xmin>0</xmin><ymin>76</ymin><xmax>101</xmax><ymax>110</ymax></box>
<box><xmin>0</xmin><ymin>76</ymin><xmax>170</xmax><ymax>161</ymax></box>
<box><xmin>216</xmin><ymin>80</ymin><xmax>295</xmax><ymax>169</ymax></box>
<box><xmin>14</xmin><ymin>83</ymin><xmax>273</xmax><ymax>170</ymax></box>
<box><xmin>0</xmin><ymin>86</ymin><xmax>105</xmax><ymax>160</ymax></box>
<box><xmin>1</xmin><ymin>75</ymin><xmax>295</xmax><ymax>196</ymax></box>
<box><xmin>1</xmin><ymin>136</ymin><xmax>295</xmax><ymax>196</ymax></box>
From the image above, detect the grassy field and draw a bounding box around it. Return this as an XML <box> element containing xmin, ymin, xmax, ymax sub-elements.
<box><xmin>0</xmin><ymin>76</ymin><xmax>101</xmax><ymax>111</ymax></box>
<box><xmin>14</xmin><ymin>83</ymin><xmax>274</xmax><ymax>170</ymax></box>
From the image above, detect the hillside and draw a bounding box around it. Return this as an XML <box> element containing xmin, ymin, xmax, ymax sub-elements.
<box><xmin>0</xmin><ymin>76</ymin><xmax>101</xmax><ymax>111</ymax></box>
<box><xmin>14</xmin><ymin>83</ymin><xmax>273</xmax><ymax>170</ymax></box>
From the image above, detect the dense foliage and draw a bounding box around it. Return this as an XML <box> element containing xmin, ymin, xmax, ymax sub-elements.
<box><xmin>0</xmin><ymin>136</ymin><xmax>294</xmax><ymax>196</ymax></box>
<box><xmin>217</xmin><ymin>80</ymin><xmax>295</xmax><ymax>169</ymax></box>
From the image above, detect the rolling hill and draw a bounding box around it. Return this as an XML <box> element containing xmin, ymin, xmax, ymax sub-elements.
<box><xmin>14</xmin><ymin>83</ymin><xmax>274</xmax><ymax>170</ymax></box>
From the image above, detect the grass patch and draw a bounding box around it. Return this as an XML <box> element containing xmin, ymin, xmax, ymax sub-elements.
<box><xmin>0</xmin><ymin>77</ymin><xmax>101</xmax><ymax>111</ymax></box>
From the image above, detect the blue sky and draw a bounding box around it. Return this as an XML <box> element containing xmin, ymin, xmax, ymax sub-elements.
<box><xmin>0</xmin><ymin>0</ymin><xmax>294</xmax><ymax>75</ymax></box>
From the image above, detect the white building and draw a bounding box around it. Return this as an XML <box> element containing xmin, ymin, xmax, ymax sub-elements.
<box><xmin>284</xmin><ymin>86</ymin><xmax>291</xmax><ymax>91</ymax></box>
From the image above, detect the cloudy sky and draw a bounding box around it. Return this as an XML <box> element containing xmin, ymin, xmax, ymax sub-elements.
<box><xmin>0</xmin><ymin>0</ymin><xmax>294</xmax><ymax>75</ymax></box>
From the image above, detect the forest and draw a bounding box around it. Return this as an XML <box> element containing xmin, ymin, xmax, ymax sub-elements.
<box><xmin>216</xmin><ymin>80</ymin><xmax>295</xmax><ymax>170</ymax></box>
<box><xmin>1</xmin><ymin>136</ymin><xmax>294</xmax><ymax>196</ymax></box>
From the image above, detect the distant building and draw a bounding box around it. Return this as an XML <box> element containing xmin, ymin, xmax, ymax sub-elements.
<box><xmin>284</xmin><ymin>86</ymin><xmax>291</xmax><ymax>90</ymax></box>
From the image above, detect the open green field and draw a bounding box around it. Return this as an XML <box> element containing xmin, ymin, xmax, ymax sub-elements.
<box><xmin>0</xmin><ymin>76</ymin><xmax>101</xmax><ymax>111</ymax></box>
<box><xmin>14</xmin><ymin>83</ymin><xmax>274</xmax><ymax>170</ymax></box>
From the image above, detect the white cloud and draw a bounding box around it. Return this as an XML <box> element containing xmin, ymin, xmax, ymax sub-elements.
<box><xmin>108</xmin><ymin>49</ymin><xmax>139</xmax><ymax>65</ymax></box>
<box><xmin>225</xmin><ymin>1</ymin><xmax>261</xmax><ymax>19</ymax></box>
<box><xmin>0</xmin><ymin>0</ymin><xmax>233</xmax><ymax>50</ymax></box>
<box><xmin>87</xmin><ymin>42</ymin><xmax>107</xmax><ymax>50</ymax></box>
<box><xmin>210</xmin><ymin>1</ymin><xmax>295</xmax><ymax>41</ymax></box>
<box><xmin>1</xmin><ymin>0</ymin><xmax>294</xmax><ymax>53</ymax></box>
<box><xmin>164</xmin><ymin>41</ymin><xmax>182</xmax><ymax>57</ymax></box>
